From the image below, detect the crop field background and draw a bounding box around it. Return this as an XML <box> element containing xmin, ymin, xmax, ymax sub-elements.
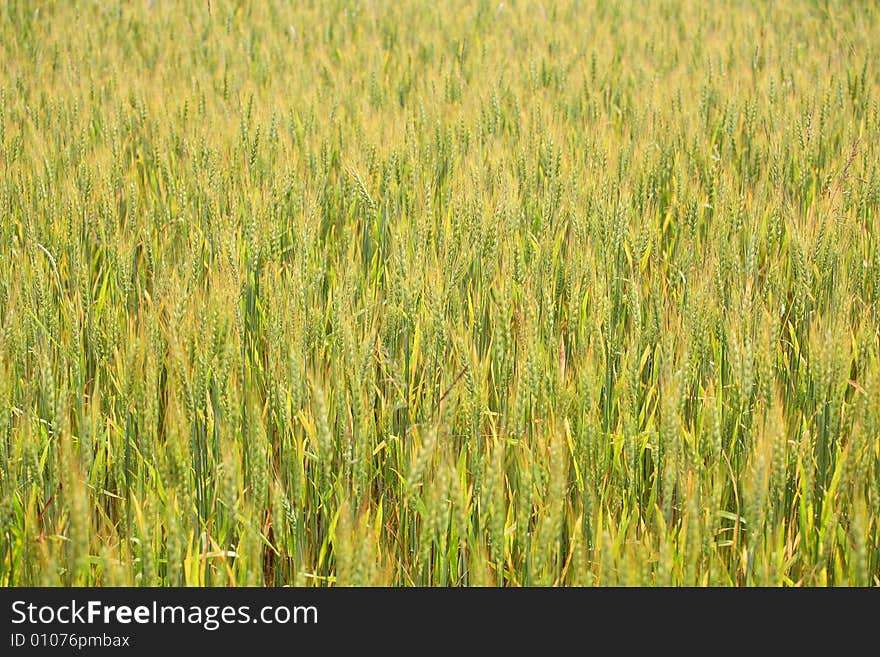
<box><xmin>1</xmin><ymin>0</ymin><xmax>879</xmax><ymax>586</ymax></box>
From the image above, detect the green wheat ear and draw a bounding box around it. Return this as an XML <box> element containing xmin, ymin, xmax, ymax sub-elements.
<box><xmin>1</xmin><ymin>0</ymin><xmax>879</xmax><ymax>586</ymax></box>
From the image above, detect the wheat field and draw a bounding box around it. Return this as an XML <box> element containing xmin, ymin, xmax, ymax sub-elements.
<box><xmin>1</xmin><ymin>0</ymin><xmax>878</xmax><ymax>586</ymax></box>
